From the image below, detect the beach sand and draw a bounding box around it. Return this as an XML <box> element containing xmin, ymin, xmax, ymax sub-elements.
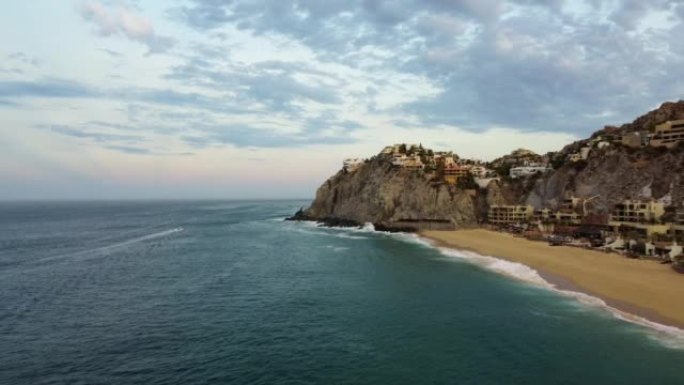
<box><xmin>421</xmin><ymin>229</ymin><xmax>684</xmax><ymax>329</ymax></box>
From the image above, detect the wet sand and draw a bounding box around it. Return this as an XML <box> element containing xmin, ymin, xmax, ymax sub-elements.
<box><xmin>421</xmin><ymin>229</ymin><xmax>684</xmax><ymax>329</ymax></box>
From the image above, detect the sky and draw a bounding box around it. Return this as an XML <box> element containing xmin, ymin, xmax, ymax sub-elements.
<box><xmin>1</xmin><ymin>0</ymin><xmax>683</xmax><ymax>200</ymax></box>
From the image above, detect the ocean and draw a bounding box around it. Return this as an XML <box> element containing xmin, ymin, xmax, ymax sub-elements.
<box><xmin>1</xmin><ymin>200</ymin><xmax>683</xmax><ymax>384</ymax></box>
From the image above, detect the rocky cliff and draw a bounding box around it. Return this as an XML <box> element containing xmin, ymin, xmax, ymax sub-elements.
<box><xmin>295</xmin><ymin>155</ymin><xmax>479</xmax><ymax>231</ymax></box>
<box><xmin>293</xmin><ymin>101</ymin><xmax>684</xmax><ymax>229</ymax></box>
<box><xmin>522</xmin><ymin>101</ymin><xmax>684</xmax><ymax>212</ymax></box>
<box><xmin>526</xmin><ymin>143</ymin><xmax>684</xmax><ymax>212</ymax></box>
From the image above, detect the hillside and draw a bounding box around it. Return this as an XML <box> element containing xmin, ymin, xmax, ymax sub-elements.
<box><xmin>291</xmin><ymin>101</ymin><xmax>684</xmax><ymax>230</ymax></box>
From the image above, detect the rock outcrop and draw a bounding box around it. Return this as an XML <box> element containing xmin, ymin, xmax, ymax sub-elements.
<box><xmin>526</xmin><ymin>144</ymin><xmax>684</xmax><ymax>212</ymax></box>
<box><xmin>298</xmin><ymin>155</ymin><xmax>479</xmax><ymax>231</ymax></box>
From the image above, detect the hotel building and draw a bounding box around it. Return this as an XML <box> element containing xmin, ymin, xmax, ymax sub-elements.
<box><xmin>488</xmin><ymin>205</ymin><xmax>534</xmax><ymax>225</ymax></box>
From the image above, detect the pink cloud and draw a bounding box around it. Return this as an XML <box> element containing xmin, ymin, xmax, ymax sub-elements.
<box><xmin>80</xmin><ymin>1</ymin><xmax>175</xmax><ymax>54</ymax></box>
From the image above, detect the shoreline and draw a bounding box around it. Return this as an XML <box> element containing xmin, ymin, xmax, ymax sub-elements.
<box><xmin>420</xmin><ymin>229</ymin><xmax>684</xmax><ymax>331</ymax></box>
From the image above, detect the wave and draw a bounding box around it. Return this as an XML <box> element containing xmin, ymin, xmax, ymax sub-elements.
<box><xmin>284</xmin><ymin>220</ymin><xmax>684</xmax><ymax>346</ymax></box>
<box><xmin>418</xmin><ymin>238</ymin><xmax>684</xmax><ymax>349</ymax></box>
<box><xmin>35</xmin><ymin>227</ymin><xmax>184</xmax><ymax>264</ymax></box>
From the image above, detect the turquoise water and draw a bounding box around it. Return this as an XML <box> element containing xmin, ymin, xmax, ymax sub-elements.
<box><xmin>1</xmin><ymin>200</ymin><xmax>682</xmax><ymax>384</ymax></box>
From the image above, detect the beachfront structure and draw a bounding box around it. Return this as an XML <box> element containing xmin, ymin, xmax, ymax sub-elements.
<box><xmin>444</xmin><ymin>165</ymin><xmax>471</xmax><ymax>184</ymax></box>
<box><xmin>550</xmin><ymin>211</ymin><xmax>582</xmax><ymax>225</ymax></box>
<box><xmin>674</xmin><ymin>209</ymin><xmax>684</xmax><ymax>241</ymax></box>
<box><xmin>343</xmin><ymin>158</ymin><xmax>364</xmax><ymax>172</ymax></box>
<box><xmin>609</xmin><ymin>199</ymin><xmax>668</xmax><ymax>238</ymax></box>
<box><xmin>488</xmin><ymin>205</ymin><xmax>534</xmax><ymax>225</ymax></box>
<box><xmin>614</xmin><ymin>223</ymin><xmax>672</xmax><ymax>238</ymax></box>
<box><xmin>534</xmin><ymin>208</ymin><xmax>582</xmax><ymax>225</ymax></box>
<box><xmin>609</xmin><ymin>199</ymin><xmax>665</xmax><ymax>224</ymax></box>
<box><xmin>650</xmin><ymin>120</ymin><xmax>684</xmax><ymax>148</ymax></box>
<box><xmin>509</xmin><ymin>165</ymin><xmax>551</xmax><ymax>179</ymax></box>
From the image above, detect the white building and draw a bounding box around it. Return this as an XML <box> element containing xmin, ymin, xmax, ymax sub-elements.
<box><xmin>509</xmin><ymin>166</ymin><xmax>551</xmax><ymax>179</ymax></box>
<box><xmin>469</xmin><ymin>166</ymin><xmax>490</xmax><ymax>178</ymax></box>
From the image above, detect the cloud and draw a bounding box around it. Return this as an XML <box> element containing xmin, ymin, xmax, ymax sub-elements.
<box><xmin>180</xmin><ymin>123</ymin><xmax>358</xmax><ymax>149</ymax></box>
<box><xmin>173</xmin><ymin>0</ymin><xmax>684</xmax><ymax>136</ymax></box>
<box><xmin>165</xmin><ymin>55</ymin><xmax>344</xmax><ymax>115</ymax></box>
<box><xmin>49</xmin><ymin>124</ymin><xmax>143</xmax><ymax>143</ymax></box>
<box><xmin>0</xmin><ymin>78</ymin><xmax>98</xmax><ymax>98</ymax></box>
<box><xmin>103</xmin><ymin>144</ymin><xmax>154</xmax><ymax>155</ymax></box>
<box><xmin>79</xmin><ymin>1</ymin><xmax>175</xmax><ymax>54</ymax></box>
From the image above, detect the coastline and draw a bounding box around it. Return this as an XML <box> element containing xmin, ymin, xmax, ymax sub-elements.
<box><xmin>420</xmin><ymin>229</ymin><xmax>684</xmax><ymax>330</ymax></box>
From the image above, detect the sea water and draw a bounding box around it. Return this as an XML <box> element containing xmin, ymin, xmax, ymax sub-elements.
<box><xmin>1</xmin><ymin>200</ymin><xmax>683</xmax><ymax>384</ymax></box>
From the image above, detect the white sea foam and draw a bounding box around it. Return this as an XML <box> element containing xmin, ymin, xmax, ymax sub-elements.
<box><xmin>325</xmin><ymin>245</ymin><xmax>350</xmax><ymax>252</ymax></box>
<box><xmin>286</xmin><ymin>220</ymin><xmax>684</xmax><ymax>347</ymax></box>
<box><xmin>36</xmin><ymin>227</ymin><xmax>184</xmax><ymax>264</ymax></box>
<box><xmin>425</xmin><ymin>240</ymin><xmax>684</xmax><ymax>349</ymax></box>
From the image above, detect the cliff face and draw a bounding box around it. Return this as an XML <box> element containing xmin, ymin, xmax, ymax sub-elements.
<box><xmin>616</xmin><ymin>100</ymin><xmax>684</xmax><ymax>133</ymax></box>
<box><xmin>303</xmin><ymin>156</ymin><xmax>478</xmax><ymax>230</ymax></box>
<box><xmin>526</xmin><ymin>145</ymin><xmax>684</xmax><ymax>212</ymax></box>
<box><xmin>297</xmin><ymin>101</ymin><xmax>684</xmax><ymax>229</ymax></box>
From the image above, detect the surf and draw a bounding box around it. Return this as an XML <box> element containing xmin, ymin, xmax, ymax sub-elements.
<box><xmin>34</xmin><ymin>227</ymin><xmax>184</xmax><ymax>265</ymax></box>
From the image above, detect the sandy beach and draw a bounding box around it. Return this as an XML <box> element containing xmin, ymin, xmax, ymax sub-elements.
<box><xmin>421</xmin><ymin>229</ymin><xmax>684</xmax><ymax>329</ymax></box>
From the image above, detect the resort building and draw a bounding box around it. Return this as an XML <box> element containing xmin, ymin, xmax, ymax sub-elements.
<box><xmin>343</xmin><ymin>158</ymin><xmax>364</xmax><ymax>172</ymax></box>
<box><xmin>673</xmin><ymin>208</ymin><xmax>684</xmax><ymax>241</ymax></box>
<box><xmin>650</xmin><ymin>120</ymin><xmax>684</xmax><ymax>148</ymax></box>
<box><xmin>533</xmin><ymin>208</ymin><xmax>582</xmax><ymax>225</ymax></box>
<box><xmin>488</xmin><ymin>205</ymin><xmax>534</xmax><ymax>225</ymax></box>
<box><xmin>609</xmin><ymin>199</ymin><xmax>665</xmax><ymax>224</ymax></box>
<box><xmin>509</xmin><ymin>166</ymin><xmax>551</xmax><ymax>179</ymax></box>
<box><xmin>444</xmin><ymin>165</ymin><xmax>471</xmax><ymax>184</ymax></box>
<box><xmin>609</xmin><ymin>199</ymin><xmax>668</xmax><ymax>238</ymax></box>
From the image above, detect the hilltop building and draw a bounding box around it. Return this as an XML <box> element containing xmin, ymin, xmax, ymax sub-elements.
<box><xmin>650</xmin><ymin>120</ymin><xmax>684</xmax><ymax>148</ymax></box>
<box><xmin>509</xmin><ymin>165</ymin><xmax>552</xmax><ymax>179</ymax></box>
<box><xmin>469</xmin><ymin>166</ymin><xmax>490</xmax><ymax>178</ymax></box>
<box><xmin>444</xmin><ymin>165</ymin><xmax>471</xmax><ymax>184</ymax></box>
<box><xmin>343</xmin><ymin>158</ymin><xmax>364</xmax><ymax>172</ymax></box>
<box><xmin>568</xmin><ymin>147</ymin><xmax>591</xmax><ymax>162</ymax></box>
<box><xmin>404</xmin><ymin>155</ymin><xmax>425</xmax><ymax>170</ymax></box>
<box><xmin>433</xmin><ymin>152</ymin><xmax>457</xmax><ymax>167</ymax></box>
<box><xmin>621</xmin><ymin>132</ymin><xmax>650</xmax><ymax>148</ymax></box>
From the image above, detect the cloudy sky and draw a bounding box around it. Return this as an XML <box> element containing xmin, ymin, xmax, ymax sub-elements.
<box><xmin>1</xmin><ymin>1</ymin><xmax>683</xmax><ymax>199</ymax></box>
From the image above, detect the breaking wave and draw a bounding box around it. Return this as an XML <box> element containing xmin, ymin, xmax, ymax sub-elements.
<box><xmin>286</xmin><ymin>219</ymin><xmax>684</xmax><ymax>347</ymax></box>
<box><xmin>415</xmin><ymin>237</ymin><xmax>684</xmax><ymax>349</ymax></box>
<box><xmin>36</xmin><ymin>227</ymin><xmax>184</xmax><ymax>264</ymax></box>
